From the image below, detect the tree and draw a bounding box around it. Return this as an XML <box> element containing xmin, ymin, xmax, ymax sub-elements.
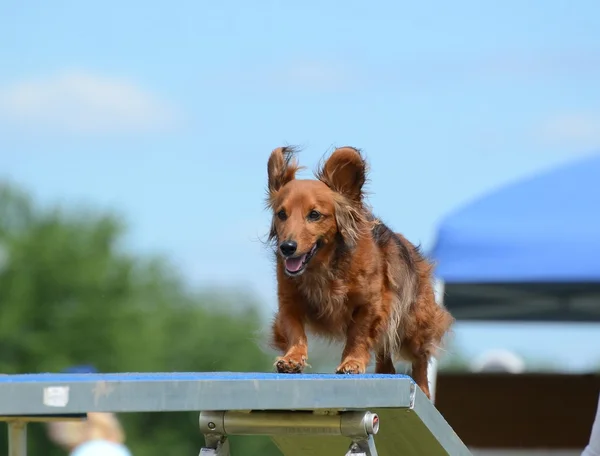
<box><xmin>0</xmin><ymin>182</ymin><xmax>282</xmax><ymax>455</ymax></box>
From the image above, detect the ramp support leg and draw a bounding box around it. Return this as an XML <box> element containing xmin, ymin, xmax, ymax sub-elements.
<box><xmin>8</xmin><ymin>420</ymin><xmax>27</xmax><ymax>456</ymax></box>
<box><xmin>199</xmin><ymin>410</ymin><xmax>379</xmax><ymax>456</ymax></box>
<box><xmin>345</xmin><ymin>435</ymin><xmax>378</xmax><ymax>456</ymax></box>
<box><xmin>199</xmin><ymin>434</ymin><xmax>230</xmax><ymax>456</ymax></box>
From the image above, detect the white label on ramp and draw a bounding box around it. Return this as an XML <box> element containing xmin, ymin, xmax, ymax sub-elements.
<box><xmin>43</xmin><ymin>386</ymin><xmax>70</xmax><ymax>407</ymax></box>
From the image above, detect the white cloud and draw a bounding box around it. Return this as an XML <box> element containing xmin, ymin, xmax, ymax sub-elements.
<box><xmin>267</xmin><ymin>60</ymin><xmax>361</xmax><ymax>92</ymax></box>
<box><xmin>469</xmin><ymin>52</ymin><xmax>600</xmax><ymax>79</ymax></box>
<box><xmin>204</xmin><ymin>51</ymin><xmax>600</xmax><ymax>94</ymax></box>
<box><xmin>205</xmin><ymin>60</ymin><xmax>362</xmax><ymax>93</ymax></box>
<box><xmin>0</xmin><ymin>70</ymin><xmax>181</xmax><ymax>135</ymax></box>
<box><xmin>534</xmin><ymin>113</ymin><xmax>600</xmax><ymax>149</ymax></box>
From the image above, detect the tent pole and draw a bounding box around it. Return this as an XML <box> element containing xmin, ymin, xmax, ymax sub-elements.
<box><xmin>428</xmin><ymin>279</ymin><xmax>446</xmax><ymax>404</ymax></box>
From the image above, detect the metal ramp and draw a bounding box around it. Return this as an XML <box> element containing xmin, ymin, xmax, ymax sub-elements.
<box><xmin>0</xmin><ymin>372</ymin><xmax>471</xmax><ymax>455</ymax></box>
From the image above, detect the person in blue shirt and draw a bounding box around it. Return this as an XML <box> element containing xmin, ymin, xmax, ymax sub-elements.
<box><xmin>46</xmin><ymin>365</ymin><xmax>133</xmax><ymax>456</ymax></box>
<box><xmin>70</xmin><ymin>439</ymin><xmax>132</xmax><ymax>456</ymax></box>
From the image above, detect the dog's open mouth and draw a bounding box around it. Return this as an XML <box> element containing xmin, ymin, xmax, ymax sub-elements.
<box><xmin>284</xmin><ymin>243</ymin><xmax>318</xmax><ymax>276</ymax></box>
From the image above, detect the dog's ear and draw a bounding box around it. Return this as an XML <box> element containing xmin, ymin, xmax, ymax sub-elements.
<box><xmin>267</xmin><ymin>146</ymin><xmax>301</xmax><ymax>206</ymax></box>
<box><xmin>317</xmin><ymin>147</ymin><xmax>367</xmax><ymax>203</ymax></box>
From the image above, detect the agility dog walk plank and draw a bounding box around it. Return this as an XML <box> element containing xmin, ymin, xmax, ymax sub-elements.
<box><xmin>0</xmin><ymin>372</ymin><xmax>471</xmax><ymax>455</ymax></box>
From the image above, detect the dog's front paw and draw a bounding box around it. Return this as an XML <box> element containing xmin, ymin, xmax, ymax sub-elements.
<box><xmin>275</xmin><ymin>355</ymin><xmax>307</xmax><ymax>374</ymax></box>
<box><xmin>335</xmin><ymin>359</ymin><xmax>366</xmax><ymax>375</ymax></box>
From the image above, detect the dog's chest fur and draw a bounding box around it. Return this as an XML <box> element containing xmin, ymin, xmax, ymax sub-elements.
<box><xmin>296</xmin><ymin>270</ymin><xmax>350</xmax><ymax>323</ymax></box>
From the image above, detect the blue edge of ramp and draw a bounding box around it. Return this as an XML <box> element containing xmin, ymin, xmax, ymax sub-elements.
<box><xmin>0</xmin><ymin>372</ymin><xmax>406</xmax><ymax>382</ymax></box>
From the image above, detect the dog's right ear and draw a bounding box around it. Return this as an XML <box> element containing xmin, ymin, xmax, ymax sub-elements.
<box><xmin>267</xmin><ymin>146</ymin><xmax>301</xmax><ymax>207</ymax></box>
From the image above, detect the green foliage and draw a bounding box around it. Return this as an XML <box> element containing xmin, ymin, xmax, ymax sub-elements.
<box><xmin>0</xmin><ymin>183</ymin><xmax>282</xmax><ymax>455</ymax></box>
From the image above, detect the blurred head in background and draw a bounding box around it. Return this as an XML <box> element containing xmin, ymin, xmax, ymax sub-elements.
<box><xmin>45</xmin><ymin>365</ymin><xmax>128</xmax><ymax>453</ymax></box>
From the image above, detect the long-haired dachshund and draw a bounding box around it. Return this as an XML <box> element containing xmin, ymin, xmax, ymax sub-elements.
<box><xmin>265</xmin><ymin>146</ymin><xmax>453</xmax><ymax>399</ymax></box>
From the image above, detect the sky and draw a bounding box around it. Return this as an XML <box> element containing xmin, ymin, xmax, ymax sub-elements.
<box><xmin>1</xmin><ymin>0</ymin><xmax>599</xmax><ymax>371</ymax></box>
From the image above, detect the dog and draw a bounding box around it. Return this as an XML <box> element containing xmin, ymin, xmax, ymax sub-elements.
<box><xmin>265</xmin><ymin>145</ymin><xmax>453</xmax><ymax>399</ymax></box>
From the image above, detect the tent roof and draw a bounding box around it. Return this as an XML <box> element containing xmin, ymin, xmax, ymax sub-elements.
<box><xmin>430</xmin><ymin>152</ymin><xmax>600</xmax><ymax>284</ymax></box>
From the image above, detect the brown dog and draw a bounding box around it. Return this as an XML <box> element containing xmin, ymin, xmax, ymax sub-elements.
<box><xmin>265</xmin><ymin>146</ymin><xmax>453</xmax><ymax>398</ymax></box>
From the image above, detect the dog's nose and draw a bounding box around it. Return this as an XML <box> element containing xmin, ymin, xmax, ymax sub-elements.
<box><xmin>279</xmin><ymin>240</ymin><xmax>297</xmax><ymax>257</ymax></box>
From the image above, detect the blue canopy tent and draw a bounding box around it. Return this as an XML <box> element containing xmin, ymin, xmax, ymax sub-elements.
<box><xmin>430</xmin><ymin>152</ymin><xmax>600</xmax><ymax>322</ymax></box>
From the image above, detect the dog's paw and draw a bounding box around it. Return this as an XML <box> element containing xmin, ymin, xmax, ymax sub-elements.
<box><xmin>274</xmin><ymin>355</ymin><xmax>308</xmax><ymax>374</ymax></box>
<box><xmin>335</xmin><ymin>359</ymin><xmax>366</xmax><ymax>375</ymax></box>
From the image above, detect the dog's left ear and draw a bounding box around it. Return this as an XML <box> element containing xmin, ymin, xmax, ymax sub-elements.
<box><xmin>317</xmin><ymin>147</ymin><xmax>367</xmax><ymax>203</ymax></box>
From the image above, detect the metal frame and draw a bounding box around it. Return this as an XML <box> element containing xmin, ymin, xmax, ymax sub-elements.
<box><xmin>8</xmin><ymin>420</ymin><xmax>26</xmax><ymax>456</ymax></box>
<box><xmin>3</xmin><ymin>414</ymin><xmax>86</xmax><ymax>456</ymax></box>
<box><xmin>199</xmin><ymin>410</ymin><xmax>380</xmax><ymax>456</ymax></box>
<box><xmin>0</xmin><ymin>372</ymin><xmax>472</xmax><ymax>456</ymax></box>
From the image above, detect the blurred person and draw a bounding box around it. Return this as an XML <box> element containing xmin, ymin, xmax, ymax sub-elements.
<box><xmin>583</xmin><ymin>392</ymin><xmax>600</xmax><ymax>456</ymax></box>
<box><xmin>469</xmin><ymin>348</ymin><xmax>525</xmax><ymax>374</ymax></box>
<box><xmin>46</xmin><ymin>365</ymin><xmax>133</xmax><ymax>456</ymax></box>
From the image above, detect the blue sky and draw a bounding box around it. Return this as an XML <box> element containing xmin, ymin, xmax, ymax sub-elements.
<box><xmin>1</xmin><ymin>0</ymin><xmax>599</xmax><ymax>371</ymax></box>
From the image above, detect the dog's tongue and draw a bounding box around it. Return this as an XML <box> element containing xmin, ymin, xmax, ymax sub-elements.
<box><xmin>285</xmin><ymin>254</ymin><xmax>306</xmax><ymax>272</ymax></box>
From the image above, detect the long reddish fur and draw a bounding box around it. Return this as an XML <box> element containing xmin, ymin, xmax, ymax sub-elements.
<box><xmin>265</xmin><ymin>146</ymin><xmax>453</xmax><ymax>398</ymax></box>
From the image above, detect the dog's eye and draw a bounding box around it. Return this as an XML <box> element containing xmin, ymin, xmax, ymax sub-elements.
<box><xmin>307</xmin><ymin>210</ymin><xmax>321</xmax><ymax>221</ymax></box>
<box><xmin>277</xmin><ymin>210</ymin><xmax>287</xmax><ymax>220</ymax></box>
